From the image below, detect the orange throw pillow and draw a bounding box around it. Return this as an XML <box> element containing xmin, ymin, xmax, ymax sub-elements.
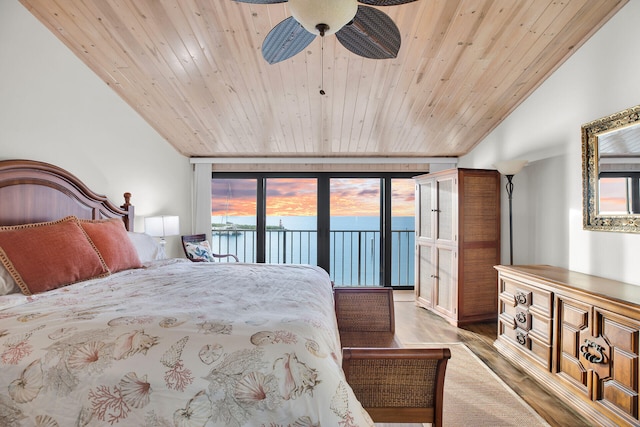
<box><xmin>80</xmin><ymin>218</ymin><xmax>142</xmax><ymax>273</ymax></box>
<box><xmin>0</xmin><ymin>216</ymin><xmax>110</xmax><ymax>295</ymax></box>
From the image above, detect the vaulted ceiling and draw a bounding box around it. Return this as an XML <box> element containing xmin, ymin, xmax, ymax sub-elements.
<box><xmin>20</xmin><ymin>0</ymin><xmax>626</xmax><ymax>159</ymax></box>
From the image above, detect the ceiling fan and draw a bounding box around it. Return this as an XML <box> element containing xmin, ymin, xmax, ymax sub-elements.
<box><xmin>234</xmin><ymin>0</ymin><xmax>418</xmax><ymax>64</ymax></box>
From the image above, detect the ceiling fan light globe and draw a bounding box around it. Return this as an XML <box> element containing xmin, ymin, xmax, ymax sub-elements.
<box><xmin>288</xmin><ymin>0</ymin><xmax>358</xmax><ymax>36</ymax></box>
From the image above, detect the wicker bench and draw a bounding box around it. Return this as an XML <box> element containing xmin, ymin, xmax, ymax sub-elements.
<box><xmin>342</xmin><ymin>347</ymin><xmax>451</xmax><ymax>425</ymax></box>
<box><xmin>334</xmin><ymin>287</ymin><xmax>400</xmax><ymax>348</ymax></box>
<box><xmin>334</xmin><ymin>287</ymin><xmax>450</xmax><ymax>425</ymax></box>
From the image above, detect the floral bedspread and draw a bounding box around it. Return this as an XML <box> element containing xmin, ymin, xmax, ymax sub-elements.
<box><xmin>0</xmin><ymin>260</ymin><xmax>374</xmax><ymax>426</ymax></box>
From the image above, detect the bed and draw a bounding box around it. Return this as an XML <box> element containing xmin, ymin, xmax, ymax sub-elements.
<box><xmin>0</xmin><ymin>159</ymin><xmax>375</xmax><ymax>426</ymax></box>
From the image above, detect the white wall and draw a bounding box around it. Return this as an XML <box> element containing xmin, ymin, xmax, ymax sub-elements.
<box><xmin>4</xmin><ymin>0</ymin><xmax>640</xmax><ymax>275</ymax></box>
<box><xmin>459</xmin><ymin>1</ymin><xmax>640</xmax><ymax>285</ymax></box>
<box><xmin>0</xmin><ymin>2</ymin><xmax>192</xmax><ymax>258</ymax></box>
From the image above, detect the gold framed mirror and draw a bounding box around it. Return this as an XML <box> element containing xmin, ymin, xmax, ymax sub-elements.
<box><xmin>582</xmin><ymin>104</ymin><xmax>640</xmax><ymax>233</ymax></box>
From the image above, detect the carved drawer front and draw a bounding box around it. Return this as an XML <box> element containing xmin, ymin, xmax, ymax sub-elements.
<box><xmin>592</xmin><ymin>307</ymin><xmax>640</xmax><ymax>425</ymax></box>
<box><xmin>499</xmin><ymin>277</ymin><xmax>552</xmax><ymax>316</ymax></box>
<box><xmin>498</xmin><ymin>317</ymin><xmax>552</xmax><ymax>369</ymax></box>
<box><xmin>558</xmin><ymin>298</ymin><xmax>640</xmax><ymax>425</ymax></box>
<box><xmin>498</xmin><ymin>294</ymin><xmax>517</xmax><ymax>324</ymax></box>
<box><xmin>530</xmin><ymin>314</ymin><xmax>553</xmax><ymax>344</ymax></box>
<box><xmin>497</xmin><ymin>276</ymin><xmax>554</xmax><ymax>370</ymax></box>
<box><xmin>529</xmin><ymin>332</ymin><xmax>552</xmax><ymax>368</ymax></box>
<box><xmin>499</xmin><ymin>279</ymin><xmax>553</xmax><ymax>340</ymax></box>
<box><xmin>502</xmin><ymin>324</ymin><xmax>530</xmax><ymax>347</ymax></box>
<box><xmin>556</xmin><ymin>296</ymin><xmax>590</xmax><ymax>393</ymax></box>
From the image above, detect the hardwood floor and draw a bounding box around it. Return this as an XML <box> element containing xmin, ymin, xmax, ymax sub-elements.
<box><xmin>391</xmin><ymin>290</ymin><xmax>591</xmax><ymax>427</ymax></box>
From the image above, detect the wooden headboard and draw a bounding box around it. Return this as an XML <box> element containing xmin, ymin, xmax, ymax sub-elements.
<box><xmin>0</xmin><ymin>159</ymin><xmax>134</xmax><ymax>230</ymax></box>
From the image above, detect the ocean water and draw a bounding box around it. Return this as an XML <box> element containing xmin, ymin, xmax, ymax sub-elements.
<box><xmin>210</xmin><ymin>216</ymin><xmax>415</xmax><ymax>286</ymax></box>
<box><xmin>213</xmin><ymin>215</ymin><xmax>414</xmax><ymax>230</ymax></box>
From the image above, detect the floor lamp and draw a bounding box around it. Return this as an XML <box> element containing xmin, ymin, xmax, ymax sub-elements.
<box><xmin>494</xmin><ymin>160</ymin><xmax>527</xmax><ymax>265</ymax></box>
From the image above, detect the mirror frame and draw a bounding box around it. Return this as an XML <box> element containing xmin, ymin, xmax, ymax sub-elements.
<box><xmin>582</xmin><ymin>104</ymin><xmax>640</xmax><ymax>233</ymax></box>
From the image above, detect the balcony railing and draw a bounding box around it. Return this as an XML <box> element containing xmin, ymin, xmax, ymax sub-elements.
<box><xmin>210</xmin><ymin>229</ymin><xmax>415</xmax><ymax>287</ymax></box>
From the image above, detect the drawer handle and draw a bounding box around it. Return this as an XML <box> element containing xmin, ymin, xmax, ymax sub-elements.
<box><xmin>515</xmin><ymin>292</ymin><xmax>528</xmax><ymax>305</ymax></box>
<box><xmin>516</xmin><ymin>332</ymin><xmax>527</xmax><ymax>346</ymax></box>
<box><xmin>515</xmin><ymin>312</ymin><xmax>527</xmax><ymax>324</ymax></box>
<box><xmin>580</xmin><ymin>339</ymin><xmax>605</xmax><ymax>364</ymax></box>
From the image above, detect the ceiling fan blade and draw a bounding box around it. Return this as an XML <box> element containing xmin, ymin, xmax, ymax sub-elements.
<box><xmin>262</xmin><ymin>17</ymin><xmax>316</xmax><ymax>64</ymax></box>
<box><xmin>336</xmin><ymin>6</ymin><xmax>401</xmax><ymax>59</ymax></box>
<box><xmin>358</xmin><ymin>0</ymin><xmax>417</xmax><ymax>5</ymax></box>
<box><xmin>234</xmin><ymin>0</ymin><xmax>287</xmax><ymax>4</ymax></box>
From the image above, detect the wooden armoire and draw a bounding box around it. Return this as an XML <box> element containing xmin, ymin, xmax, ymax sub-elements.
<box><xmin>414</xmin><ymin>168</ymin><xmax>501</xmax><ymax>326</ymax></box>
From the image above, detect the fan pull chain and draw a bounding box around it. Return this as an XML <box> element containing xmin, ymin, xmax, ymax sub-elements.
<box><xmin>320</xmin><ymin>35</ymin><xmax>326</xmax><ymax>95</ymax></box>
<box><xmin>316</xmin><ymin>23</ymin><xmax>329</xmax><ymax>96</ymax></box>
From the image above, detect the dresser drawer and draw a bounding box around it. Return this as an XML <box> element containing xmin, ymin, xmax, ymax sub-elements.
<box><xmin>529</xmin><ymin>331</ymin><xmax>552</xmax><ymax>369</ymax></box>
<box><xmin>499</xmin><ymin>278</ymin><xmax>553</xmax><ymax>342</ymax></box>
<box><xmin>530</xmin><ymin>311</ymin><xmax>552</xmax><ymax>343</ymax></box>
<box><xmin>499</xmin><ymin>317</ymin><xmax>528</xmax><ymax>347</ymax></box>
<box><xmin>499</xmin><ymin>276</ymin><xmax>553</xmax><ymax>316</ymax></box>
<box><xmin>498</xmin><ymin>317</ymin><xmax>552</xmax><ymax>370</ymax></box>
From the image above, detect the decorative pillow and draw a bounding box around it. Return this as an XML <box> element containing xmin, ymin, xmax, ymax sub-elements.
<box><xmin>0</xmin><ymin>265</ymin><xmax>18</xmax><ymax>295</ymax></box>
<box><xmin>80</xmin><ymin>218</ymin><xmax>142</xmax><ymax>273</ymax></box>
<box><xmin>184</xmin><ymin>241</ymin><xmax>215</xmax><ymax>262</ymax></box>
<box><xmin>0</xmin><ymin>216</ymin><xmax>110</xmax><ymax>295</ymax></box>
<box><xmin>127</xmin><ymin>232</ymin><xmax>165</xmax><ymax>264</ymax></box>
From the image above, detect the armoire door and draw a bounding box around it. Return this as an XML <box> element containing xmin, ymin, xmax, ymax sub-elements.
<box><xmin>417</xmin><ymin>178</ymin><xmax>434</xmax><ymax>242</ymax></box>
<box><xmin>416</xmin><ymin>245</ymin><xmax>434</xmax><ymax>307</ymax></box>
<box><xmin>435</xmin><ymin>175</ymin><xmax>457</xmax><ymax>245</ymax></box>
<box><xmin>415</xmin><ymin>176</ymin><xmax>435</xmax><ymax>308</ymax></box>
<box><xmin>433</xmin><ymin>246</ymin><xmax>457</xmax><ymax>319</ymax></box>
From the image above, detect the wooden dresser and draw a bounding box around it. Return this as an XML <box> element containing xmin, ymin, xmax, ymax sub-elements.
<box><xmin>495</xmin><ymin>265</ymin><xmax>640</xmax><ymax>427</ymax></box>
<box><xmin>414</xmin><ymin>168</ymin><xmax>500</xmax><ymax>326</ymax></box>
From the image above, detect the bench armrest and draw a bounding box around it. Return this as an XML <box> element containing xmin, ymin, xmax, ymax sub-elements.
<box><xmin>342</xmin><ymin>347</ymin><xmax>451</xmax><ymax>425</ymax></box>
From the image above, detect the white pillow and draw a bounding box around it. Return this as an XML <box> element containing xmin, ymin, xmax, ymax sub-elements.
<box><xmin>127</xmin><ymin>232</ymin><xmax>165</xmax><ymax>264</ymax></box>
<box><xmin>0</xmin><ymin>265</ymin><xmax>18</xmax><ymax>295</ymax></box>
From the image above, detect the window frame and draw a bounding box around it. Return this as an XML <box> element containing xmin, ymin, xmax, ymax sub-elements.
<box><xmin>211</xmin><ymin>171</ymin><xmax>418</xmax><ymax>288</ymax></box>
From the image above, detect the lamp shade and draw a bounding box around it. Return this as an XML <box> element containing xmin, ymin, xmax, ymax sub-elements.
<box><xmin>494</xmin><ymin>159</ymin><xmax>528</xmax><ymax>176</ymax></box>
<box><xmin>144</xmin><ymin>216</ymin><xmax>180</xmax><ymax>238</ymax></box>
<box><xmin>289</xmin><ymin>0</ymin><xmax>358</xmax><ymax>36</ymax></box>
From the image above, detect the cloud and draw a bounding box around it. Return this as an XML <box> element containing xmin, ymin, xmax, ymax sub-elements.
<box><xmin>211</xmin><ymin>177</ymin><xmax>415</xmax><ymax>217</ymax></box>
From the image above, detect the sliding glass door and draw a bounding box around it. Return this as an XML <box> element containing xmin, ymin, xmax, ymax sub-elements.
<box><xmin>211</xmin><ymin>173</ymin><xmax>415</xmax><ymax>287</ymax></box>
<box><xmin>265</xmin><ymin>178</ymin><xmax>318</xmax><ymax>264</ymax></box>
<box><xmin>330</xmin><ymin>178</ymin><xmax>381</xmax><ymax>285</ymax></box>
<box><xmin>210</xmin><ymin>179</ymin><xmax>257</xmax><ymax>262</ymax></box>
<box><xmin>391</xmin><ymin>178</ymin><xmax>416</xmax><ymax>286</ymax></box>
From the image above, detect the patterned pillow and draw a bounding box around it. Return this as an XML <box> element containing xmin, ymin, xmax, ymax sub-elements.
<box><xmin>80</xmin><ymin>218</ymin><xmax>142</xmax><ymax>273</ymax></box>
<box><xmin>0</xmin><ymin>216</ymin><xmax>110</xmax><ymax>295</ymax></box>
<box><xmin>184</xmin><ymin>241</ymin><xmax>215</xmax><ymax>262</ymax></box>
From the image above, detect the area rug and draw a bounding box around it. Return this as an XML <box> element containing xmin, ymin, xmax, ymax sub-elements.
<box><xmin>375</xmin><ymin>342</ymin><xmax>550</xmax><ymax>427</ymax></box>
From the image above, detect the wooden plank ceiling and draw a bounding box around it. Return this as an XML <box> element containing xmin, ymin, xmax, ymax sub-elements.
<box><xmin>20</xmin><ymin>0</ymin><xmax>626</xmax><ymax>159</ymax></box>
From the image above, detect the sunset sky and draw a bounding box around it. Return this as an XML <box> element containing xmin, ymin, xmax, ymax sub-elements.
<box><xmin>599</xmin><ymin>177</ymin><xmax>629</xmax><ymax>213</ymax></box>
<box><xmin>211</xmin><ymin>178</ymin><xmax>415</xmax><ymax>217</ymax></box>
